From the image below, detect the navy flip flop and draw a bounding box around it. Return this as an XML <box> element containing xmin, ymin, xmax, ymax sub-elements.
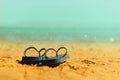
<box><xmin>41</xmin><ymin>47</ymin><xmax>69</xmax><ymax>65</ymax></box>
<box><xmin>20</xmin><ymin>46</ymin><xmax>69</xmax><ymax>66</ymax></box>
<box><xmin>21</xmin><ymin>47</ymin><xmax>46</xmax><ymax>64</ymax></box>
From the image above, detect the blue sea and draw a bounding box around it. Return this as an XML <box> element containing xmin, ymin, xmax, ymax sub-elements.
<box><xmin>0</xmin><ymin>27</ymin><xmax>120</xmax><ymax>43</ymax></box>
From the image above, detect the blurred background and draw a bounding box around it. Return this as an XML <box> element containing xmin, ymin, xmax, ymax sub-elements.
<box><xmin>0</xmin><ymin>0</ymin><xmax>120</xmax><ymax>42</ymax></box>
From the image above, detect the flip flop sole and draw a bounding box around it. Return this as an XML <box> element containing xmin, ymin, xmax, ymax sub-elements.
<box><xmin>21</xmin><ymin>54</ymin><xmax>69</xmax><ymax>65</ymax></box>
<box><xmin>21</xmin><ymin>57</ymin><xmax>42</xmax><ymax>64</ymax></box>
<box><xmin>41</xmin><ymin>54</ymin><xmax>69</xmax><ymax>65</ymax></box>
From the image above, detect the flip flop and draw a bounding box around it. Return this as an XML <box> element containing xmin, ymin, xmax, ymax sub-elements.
<box><xmin>21</xmin><ymin>47</ymin><xmax>46</xmax><ymax>64</ymax></box>
<box><xmin>41</xmin><ymin>47</ymin><xmax>69</xmax><ymax>65</ymax></box>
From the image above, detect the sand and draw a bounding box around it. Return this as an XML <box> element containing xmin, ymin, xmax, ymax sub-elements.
<box><xmin>0</xmin><ymin>41</ymin><xmax>120</xmax><ymax>80</ymax></box>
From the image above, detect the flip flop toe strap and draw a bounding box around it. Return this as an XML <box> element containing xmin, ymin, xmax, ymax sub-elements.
<box><xmin>24</xmin><ymin>46</ymin><xmax>46</xmax><ymax>57</ymax></box>
<box><xmin>43</xmin><ymin>48</ymin><xmax>57</xmax><ymax>59</ymax></box>
<box><xmin>56</xmin><ymin>47</ymin><xmax>68</xmax><ymax>57</ymax></box>
<box><xmin>44</xmin><ymin>47</ymin><xmax>68</xmax><ymax>59</ymax></box>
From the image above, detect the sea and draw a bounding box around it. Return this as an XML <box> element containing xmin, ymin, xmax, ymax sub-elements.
<box><xmin>0</xmin><ymin>27</ymin><xmax>120</xmax><ymax>43</ymax></box>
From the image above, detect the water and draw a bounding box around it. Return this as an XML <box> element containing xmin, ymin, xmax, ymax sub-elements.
<box><xmin>0</xmin><ymin>27</ymin><xmax>120</xmax><ymax>43</ymax></box>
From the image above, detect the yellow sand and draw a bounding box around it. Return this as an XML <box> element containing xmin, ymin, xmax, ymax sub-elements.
<box><xmin>0</xmin><ymin>41</ymin><xmax>120</xmax><ymax>80</ymax></box>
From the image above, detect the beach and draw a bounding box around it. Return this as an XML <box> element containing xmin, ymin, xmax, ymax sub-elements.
<box><xmin>1</xmin><ymin>40</ymin><xmax>120</xmax><ymax>80</ymax></box>
<box><xmin>1</xmin><ymin>0</ymin><xmax>120</xmax><ymax>79</ymax></box>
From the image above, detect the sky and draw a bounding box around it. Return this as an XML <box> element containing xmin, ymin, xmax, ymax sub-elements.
<box><xmin>0</xmin><ymin>0</ymin><xmax>120</xmax><ymax>28</ymax></box>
